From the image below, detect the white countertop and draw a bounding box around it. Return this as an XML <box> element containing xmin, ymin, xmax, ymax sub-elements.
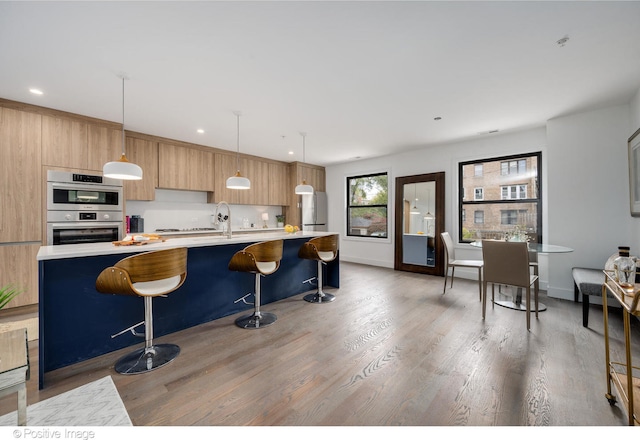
<box><xmin>37</xmin><ymin>231</ymin><xmax>336</xmax><ymax>261</ymax></box>
<box><xmin>153</xmin><ymin>227</ymin><xmax>285</xmax><ymax>236</ymax></box>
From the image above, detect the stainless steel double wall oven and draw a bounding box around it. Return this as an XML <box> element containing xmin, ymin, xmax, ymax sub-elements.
<box><xmin>46</xmin><ymin>171</ymin><xmax>124</xmax><ymax>245</ymax></box>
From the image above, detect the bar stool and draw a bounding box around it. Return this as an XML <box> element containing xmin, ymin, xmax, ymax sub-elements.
<box><xmin>95</xmin><ymin>247</ymin><xmax>188</xmax><ymax>374</ymax></box>
<box><xmin>298</xmin><ymin>234</ymin><xmax>339</xmax><ymax>303</ymax></box>
<box><xmin>229</xmin><ymin>239</ymin><xmax>283</xmax><ymax>329</ymax></box>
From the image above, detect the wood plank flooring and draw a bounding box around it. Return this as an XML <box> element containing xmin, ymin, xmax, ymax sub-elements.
<box><xmin>2</xmin><ymin>261</ymin><xmax>638</xmax><ymax>426</ymax></box>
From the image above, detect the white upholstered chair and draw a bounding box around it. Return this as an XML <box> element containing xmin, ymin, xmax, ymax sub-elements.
<box><xmin>441</xmin><ymin>232</ymin><xmax>483</xmax><ymax>300</ymax></box>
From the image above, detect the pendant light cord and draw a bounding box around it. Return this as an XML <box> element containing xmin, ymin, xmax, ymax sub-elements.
<box><xmin>235</xmin><ymin>111</ymin><xmax>241</xmax><ymax>171</ymax></box>
<box><xmin>121</xmin><ymin>76</ymin><xmax>126</xmax><ymax>156</ymax></box>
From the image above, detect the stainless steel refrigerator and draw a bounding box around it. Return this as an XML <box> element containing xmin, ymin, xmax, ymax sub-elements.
<box><xmin>302</xmin><ymin>192</ymin><xmax>328</xmax><ymax>231</ymax></box>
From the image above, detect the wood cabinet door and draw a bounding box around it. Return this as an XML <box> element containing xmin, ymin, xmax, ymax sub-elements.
<box><xmin>214</xmin><ymin>153</ymin><xmax>244</xmax><ymax>204</ymax></box>
<box><xmin>124</xmin><ymin>137</ymin><xmax>158</xmax><ymax>200</ymax></box>
<box><xmin>245</xmin><ymin>158</ymin><xmax>269</xmax><ymax>205</ymax></box>
<box><xmin>0</xmin><ymin>244</ymin><xmax>40</xmax><ymax>308</ymax></box>
<box><xmin>0</xmin><ymin>108</ymin><xmax>41</xmax><ymax>242</ymax></box>
<box><xmin>159</xmin><ymin>143</ymin><xmax>215</xmax><ymax>191</ymax></box>
<box><xmin>41</xmin><ymin>115</ymin><xmax>88</xmax><ymax>169</ymax></box>
<box><xmin>87</xmin><ymin>125</ymin><xmax>122</xmax><ymax>172</ymax></box>
<box><xmin>269</xmin><ymin>162</ymin><xmax>290</xmax><ymax>206</ymax></box>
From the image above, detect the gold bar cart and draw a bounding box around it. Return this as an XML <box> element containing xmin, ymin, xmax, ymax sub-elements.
<box><xmin>603</xmin><ymin>269</ymin><xmax>640</xmax><ymax>425</ymax></box>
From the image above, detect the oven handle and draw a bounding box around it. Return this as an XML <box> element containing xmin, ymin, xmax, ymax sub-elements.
<box><xmin>48</xmin><ymin>182</ymin><xmax>122</xmax><ymax>191</ymax></box>
<box><xmin>48</xmin><ymin>222</ymin><xmax>123</xmax><ymax>229</ymax></box>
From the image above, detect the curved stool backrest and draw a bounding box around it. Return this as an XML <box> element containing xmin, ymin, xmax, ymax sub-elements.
<box><xmin>299</xmin><ymin>234</ymin><xmax>339</xmax><ymax>262</ymax></box>
<box><xmin>229</xmin><ymin>239</ymin><xmax>283</xmax><ymax>275</ymax></box>
<box><xmin>96</xmin><ymin>247</ymin><xmax>188</xmax><ymax>297</ymax></box>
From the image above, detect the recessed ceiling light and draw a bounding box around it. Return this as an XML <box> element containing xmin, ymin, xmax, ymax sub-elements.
<box><xmin>557</xmin><ymin>35</ymin><xmax>569</xmax><ymax>47</ymax></box>
<box><xmin>29</xmin><ymin>88</ymin><xmax>43</xmax><ymax>95</ymax></box>
<box><xmin>288</xmin><ymin>151</ymin><xmax>294</xmax><ymax>155</ymax></box>
<box><xmin>197</xmin><ymin>129</ymin><xmax>204</xmax><ymax>134</ymax></box>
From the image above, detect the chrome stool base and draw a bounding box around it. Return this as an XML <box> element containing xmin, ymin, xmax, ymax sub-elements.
<box><xmin>114</xmin><ymin>343</ymin><xmax>180</xmax><ymax>375</ymax></box>
<box><xmin>304</xmin><ymin>292</ymin><xmax>336</xmax><ymax>303</ymax></box>
<box><xmin>235</xmin><ymin>312</ymin><xmax>277</xmax><ymax>329</ymax></box>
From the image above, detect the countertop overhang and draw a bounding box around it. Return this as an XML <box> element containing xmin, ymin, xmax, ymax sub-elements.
<box><xmin>37</xmin><ymin>231</ymin><xmax>336</xmax><ymax>261</ymax></box>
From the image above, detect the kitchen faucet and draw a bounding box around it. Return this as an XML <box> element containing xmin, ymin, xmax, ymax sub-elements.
<box><xmin>215</xmin><ymin>201</ymin><xmax>232</xmax><ymax>238</ymax></box>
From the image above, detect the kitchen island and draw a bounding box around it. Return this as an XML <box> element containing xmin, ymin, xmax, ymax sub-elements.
<box><xmin>37</xmin><ymin>231</ymin><xmax>339</xmax><ymax>388</ymax></box>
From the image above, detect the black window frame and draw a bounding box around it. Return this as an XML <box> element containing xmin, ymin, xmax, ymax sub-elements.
<box><xmin>346</xmin><ymin>172</ymin><xmax>388</xmax><ymax>239</ymax></box>
<box><xmin>458</xmin><ymin>151</ymin><xmax>542</xmax><ymax>244</ymax></box>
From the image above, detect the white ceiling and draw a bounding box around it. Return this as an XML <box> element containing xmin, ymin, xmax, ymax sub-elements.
<box><xmin>2</xmin><ymin>1</ymin><xmax>640</xmax><ymax>167</ymax></box>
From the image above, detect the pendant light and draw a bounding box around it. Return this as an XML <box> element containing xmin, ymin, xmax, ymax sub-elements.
<box><xmin>103</xmin><ymin>75</ymin><xmax>143</xmax><ymax>180</ymax></box>
<box><xmin>226</xmin><ymin>111</ymin><xmax>251</xmax><ymax>190</ymax></box>
<box><xmin>295</xmin><ymin>132</ymin><xmax>314</xmax><ymax>195</ymax></box>
<box><xmin>410</xmin><ymin>184</ymin><xmax>420</xmax><ymax>214</ymax></box>
<box><xmin>424</xmin><ymin>183</ymin><xmax>434</xmax><ymax>219</ymax></box>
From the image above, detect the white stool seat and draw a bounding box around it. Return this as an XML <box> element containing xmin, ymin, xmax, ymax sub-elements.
<box><xmin>133</xmin><ymin>275</ymin><xmax>183</xmax><ymax>296</ymax></box>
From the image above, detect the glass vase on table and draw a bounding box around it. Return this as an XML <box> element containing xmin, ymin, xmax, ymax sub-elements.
<box><xmin>614</xmin><ymin>246</ymin><xmax>636</xmax><ymax>294</ymax></box>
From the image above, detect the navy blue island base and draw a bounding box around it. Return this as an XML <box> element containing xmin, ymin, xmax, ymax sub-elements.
<box><xmin>37</xmin><ymin>233</ymin><xmax>339</xmax><ymax>388</ymax></box>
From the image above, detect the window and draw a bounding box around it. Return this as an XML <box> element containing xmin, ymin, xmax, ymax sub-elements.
<box><xmin>347</xmin><ymin>172</ymin><xmax>388</xmax><ymax>238</ymax></box>
<box><xmin>501</xmin><ymin>159</ymin><xmax>527</xmax><ymax>175</ymax></box>
<box><xmin>459</xmin><ymin>152</ymin><xmax>542</xmax><ymax>243</ymax></box>
<box><xmin>474</xmin><ymin>164</ymin><xmax>483</xmax><ymax>177</ymax></box>
<box><xmin>500</xmin><ymin>209</ymin><xmax>528</xmax><ymax>225</ymax></box>
<box><xmin>501</xmin><ymin>184</ymin><xmax>527</xmax><ymax>200</ymax></box>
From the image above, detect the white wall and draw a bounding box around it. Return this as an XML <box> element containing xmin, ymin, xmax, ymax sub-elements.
<box><xmin>546</xmin><ymin>104</ymin><xmax>633</xmax><ymax>300</ymax></box>
<box><xmin>326</xmin><ymin>127</ymin><xmax>547</xmax><ymax>268</ymax></box>
<box><xmin>326</xmin><ymin>92</ymin><xmax>640</xmax><ymax>301</ymax></box>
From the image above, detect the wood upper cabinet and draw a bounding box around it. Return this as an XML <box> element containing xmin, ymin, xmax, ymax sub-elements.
<box><xmin>158</xmin><ymin>143</ymin><xmax>215</xmax><ymax>191</ymax></box>
<box><xmin>0</xmin><ymin>107</ymin><xmax>41</xmax><ymax>243</ymax></box>
<box><xmin>214</xmin><ymin>153</ymin><xmax>248</xmax><ymax>204</ymax></box>
<box><xmin>269</xmin><ymin>162</ymin><xmax>290</xmax><ymax>206</ymax></box>
<box><xmin>246</xmin><ymin>157</ymin><xmax>269</xmax><ymax>205</ymax></box>
<box><xmin>41</xmin><ymin>115</ymin><xmax>88</xmax><ymax>169</ymax></box>
<box><xmin>123</xmin><ymin>137</ymin><xmax>158</xmax><ymax>200</ymax></box>
<box><xmin>87</xmin><ymin>124</ymin><xmax>123</xmax><ymax>172</ymax></box>
<box><xmin>297</xmin><ymin>163</ymin><xmax>326</xmax><ymax>192</ymax></box>
<box><xmin>214</xmin><ymin>154</ymin><xmax>273</xmax><ymax>205</ymax></box>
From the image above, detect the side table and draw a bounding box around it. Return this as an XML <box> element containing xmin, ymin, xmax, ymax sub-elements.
<box><xmin>0</xmin><ymin>328</ymin><xmax>29</xmax><ymax>426</ymax></box>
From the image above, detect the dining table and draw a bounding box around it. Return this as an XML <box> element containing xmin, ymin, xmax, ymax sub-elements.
<box><xmin>469</xmin><ymin>240</ymin><xmax>574</xmax><ymax>312</ymax></box>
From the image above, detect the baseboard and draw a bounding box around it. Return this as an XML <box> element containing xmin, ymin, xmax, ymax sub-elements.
<box><xmin>341</xmin><ymin>256</ymin><xmax>394</xmax><ymax>268</ymax></box>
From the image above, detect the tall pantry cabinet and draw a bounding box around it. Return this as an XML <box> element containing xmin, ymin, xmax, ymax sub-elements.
<box><xmin>0</xmin><ymin>106</ymin><xmax>42</xmax><ymax>308</ymax></box>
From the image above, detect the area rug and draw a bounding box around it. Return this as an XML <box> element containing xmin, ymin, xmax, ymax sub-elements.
<box><xmin>0</xmin><ymin>376</ymin><xmax>132</xmax><ymax>426</ymax></box>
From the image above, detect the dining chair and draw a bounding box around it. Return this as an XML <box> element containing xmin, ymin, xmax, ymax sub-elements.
<box><xmin>441</xmin><ymin>231</ymin><xmax>483</xmax><ymax>300</ymax></box>
<box><xmin>481</xmin><ymin>240</ymin><xmax>539</xmax><ymax>331</ymax></box>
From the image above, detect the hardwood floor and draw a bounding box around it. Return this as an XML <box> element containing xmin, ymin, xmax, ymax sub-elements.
<box><xmin>2</xmin><ymin>261</ymin><xmax>638</xmax><ymax>426</ymax></box>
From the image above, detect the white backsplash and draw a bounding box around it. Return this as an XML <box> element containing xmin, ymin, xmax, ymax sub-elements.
<box><xmin>126</xmin><ymin>189</ymin><xmax>284</xmax><ymax>233</ymax></box>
